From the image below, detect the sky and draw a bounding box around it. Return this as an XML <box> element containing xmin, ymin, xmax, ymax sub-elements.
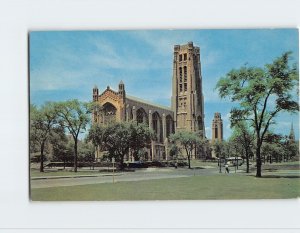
<box><xmin>30</xmin><ymin>29</ymin><xmax>299</xmax><ymax>140</ymax></box>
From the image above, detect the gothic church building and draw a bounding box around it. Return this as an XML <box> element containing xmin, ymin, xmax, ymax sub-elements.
<box><xmin>92</xmin><ymin>42</ymin><xmax>205</xmax><ymax>161</ymax></box>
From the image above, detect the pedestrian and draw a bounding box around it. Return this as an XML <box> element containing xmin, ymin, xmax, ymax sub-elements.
<box><xmin>225</xmin><ymin>163</ymin><xmax>230</xmax><ymax>174</ymax></box>
<box><xmin>175</xmin><ymin>161</ymin><xmax>178</xmax><ymax>169</ymax></box>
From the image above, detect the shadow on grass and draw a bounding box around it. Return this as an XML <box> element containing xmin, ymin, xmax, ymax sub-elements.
<box><xmin>253</xmin><ymin>175</ymin><xmax>300</xmax><ymax>179</ymax></box>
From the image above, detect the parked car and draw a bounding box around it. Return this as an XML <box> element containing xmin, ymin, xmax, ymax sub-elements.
<box><xmin>225</xmin><ymin>157</ymin><xmax>243</xmax><ymax>166</ymax></box>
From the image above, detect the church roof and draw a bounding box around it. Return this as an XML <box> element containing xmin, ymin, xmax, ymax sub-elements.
<box><xmin>98</xmin><ymin>87</ymin><xmax>172</xmax><ymax>112</ymax></box>
<box><xmin>126</xmin><ymin>95</ymin><xmax>172</xmax><ymax>111</ymax></box>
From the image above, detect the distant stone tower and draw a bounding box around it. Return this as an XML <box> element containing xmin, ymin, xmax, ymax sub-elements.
<box><xmin>118</xmin><ymin>80</ymin><xmax>126</xmax><ymax>121</ymax></box>
<box><xmin>171</xmin><ymin>42</ymin><xmax>205</xmax><ymax>137</ymax></box>
<box><xmin>212</xmin><ymin>112</ymin><xmax>223</xmax><ymax>143</ymax></box>
<box><xmin>93</xmin><ymin>85</ymin><xmax>99</xmax><ymax>101</ymax></box>
<box><xmin>289</xmin><ymin>122</ymin><xmax>295</xmax><ymax>144</ymax></box>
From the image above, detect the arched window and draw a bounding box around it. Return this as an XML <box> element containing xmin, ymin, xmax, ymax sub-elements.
<box><xmin>166</xmin><ymin>115</ymin><xmax>173</xmax><ymax>137</ymax></box>
<box><xmin>102</xmin><ymin>102</ymin><xmax>117</xmax><ymax>124</ymax></box>
<box><xmin>184</xmin><ymin>66</ymin><xmax>187</xmax><ymax>91</ymax></box>
<box><xmin>152</xmin><ymin>112</ymin><xmax>162</xmax><ymax>143</ymax></box>
<box><xmin>197</xmin><ymin>116</ymin><xmax>202</xmax><ymax>131</ymax></box>
<box><xmin>179</xmin><ymin>67</ymin><xmax>182</xmax><ymax>83</ymax></box>
<box><xmin>215</xmin><ymin>126</ymin><xmax>218</xmax><ymax>138</ymax></box>
<box><xmin>136</xmin><ymin>108</ymin><xmax>148</xmax><ymax>125</ymax></box>
<box><xmin>184</xmin><ymin>66</ymin><xmax>187</xmax><ymax>82</ymax></box>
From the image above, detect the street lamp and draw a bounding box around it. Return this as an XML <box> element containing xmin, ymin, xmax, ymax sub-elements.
<box><xmin>112</xmin><ymin>157</ymin><xmax>115</xmax><ymax>183</ymax></box>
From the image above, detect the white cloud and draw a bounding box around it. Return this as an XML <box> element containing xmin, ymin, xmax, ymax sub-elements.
<box><xmin>201</xmin><ymin>50</ymin><xmax>222</xmax><ymax>69</ymax></box>
<box><xmin>130</xmin><ymin>30</ymin><xmax>201</xmax><ymax>56</ymax></box>
<box><xmin>205</xmin><ymin>127</ymin><xmax>211</xmax><ymax>139</ymax></box>
<box><xmin>88</xmin><ymin>36</ymin><xmax>168</xmax><ymax>70</ymax></box>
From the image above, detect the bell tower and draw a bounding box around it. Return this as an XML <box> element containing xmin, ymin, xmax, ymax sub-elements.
<box><xmin>118</xmin><ymin>80</ymin><xmax>125</xmax><ymax>100</ymax></box>
<box><xmin>93</xmin><ymin>85</ymin><xmax>99</xmax><ymax>101</ymax></box>
<box><xmin>118</xmin><ymin>80</ymin><xmax>126</xmax><ymax>121</ymax></box>
<box><xmin>212</xmin><ymin>112</ymin><xmax>223</xmax><ymax>143</ymax></box>
<box><xmin>171</xmin><ymin>42</ymin><xmax>205</xmax><ymax>137</ymax></box>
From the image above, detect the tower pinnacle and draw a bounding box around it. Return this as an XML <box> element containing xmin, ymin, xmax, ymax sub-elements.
<box><xmin>289</xmin><ymin>122</ymin><xmax>295</xmax><ymax>144</ymax></box>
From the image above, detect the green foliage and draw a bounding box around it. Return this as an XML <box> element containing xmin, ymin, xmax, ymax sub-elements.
<box><xmin>103</xmin><ymin>122</ymin><xmax>132</xmax><ymax>168</ymax></box>
<box><xmin>54</xmin><ymin>99</ymin><xmax>92</xmax><ymax>172</ymax></box>
<box><xmin>216</xmin><ymin>52</ymin><xmax>299</xmax><ymax>177</ymax></box>
<box><xmin>55</xmin><ymin>100</ymin><xmax>91</xmax><ymax>140</ymax></box>
<box><xmin>230</xmin><ymin>122</ymin><xmax>255</xmax><ymax>172</ymax></box>
<box><xmin>78</xmin><ymin>142</ymin><xmax>95</xmax><ymax>162</ymax></box>
<box><xmin>261</xmin><ymin>133</ymin><xmax>299</xmax><ymax>163</ymax></box>
<box><xmin>129</xmin><ymin>122</ymin><xmax>155</xmax><ymax>161</ymax></box>
<box><xmin>49</xmin><ymin>126</ymin><xmax>71</xmax><ymax>164</ymax></box>
<box><xmin>87</xmin><ymin>123</ymin><xmax>107</xmax><ymax>150</ymax></box>
<box><xmin>87</xmin><ymin>121</ymin><xmax>154</xmax><ymax>169</ymax></box>
<box><xmin>169</xmin><ymin>144</ymin><xmax>181</xmax><ymax>159</ymax></box>
<box><xmin>169</xmin><ymin>130</ymin><xmax>202</xmax><ymax>168</ymax></box>
<box><xmin>30</xmin><ymin>102</ymin><xmax>58</xmax><ymax>172</ymax></box>
<box><xmin>212</xmin><ymin>140</ymin><xmax>226</xmax><ymax>158</ymax></box>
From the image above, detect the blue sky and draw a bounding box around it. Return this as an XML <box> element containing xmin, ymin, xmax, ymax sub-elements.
<box><xmin>30</xmin><ymin>29</ymin><xmax>299</xmax><ymax>140</ymax></box>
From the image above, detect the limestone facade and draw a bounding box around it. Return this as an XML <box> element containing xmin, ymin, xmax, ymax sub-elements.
<box><xmin>92</xmin><ymin>42</ymin><xmax>205</xmax><ymax>161</ymax></box>
<box><xmin>171</xmin><ymin>42</ymin><xmax>205</xmax><ymax>137</ymax></box>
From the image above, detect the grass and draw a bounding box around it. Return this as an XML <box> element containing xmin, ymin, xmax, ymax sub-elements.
<box><xmin>190</xmin><ymin>160</ymin><xmax>217</xmax><ymax>168</ymax></box>
<box><xmin>31</xmin><ymin>174</ymin><xmax>300</xmax><ymax>201</ymax></box>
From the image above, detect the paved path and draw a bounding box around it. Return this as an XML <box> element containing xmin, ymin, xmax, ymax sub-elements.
<box><xmin>31</xmin><ymin>166</ymin><xmax>225</xmax><ymax>189</ymax></box>
<box><xmin>31</xmin><ymin>164</ymin><xmax>296</xmax><ymax>189</ymax></box>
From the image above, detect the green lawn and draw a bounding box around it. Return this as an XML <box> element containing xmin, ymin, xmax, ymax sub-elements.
<box><xmin>31</xmin><ymin>174</ymin><xmax>300</xmax><ymax>201</ymax></box>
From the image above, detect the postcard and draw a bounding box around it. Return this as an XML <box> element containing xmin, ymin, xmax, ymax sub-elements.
<box><xmin>29</xmin><ymin>29</ymin><xmax>299</xmax><ymax>201</ymax></box>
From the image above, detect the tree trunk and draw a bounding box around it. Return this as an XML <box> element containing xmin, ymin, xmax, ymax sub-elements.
<box><xmin>188</xmin><ymin>154</ymin><xmax>191</xmax><ymax>169</ymax></box>
<box><xmin>186</xmin><ymin>148</ymin><xmax>191</xmax><ymax>169</ymax></box>
<box><xmin>120</xmin><ymin>154</ymin><xmax>125</xmax><ymax>170</ymax></box>
<box><xmin>40</xmin><ymin>142</ymin><xmax>45</xmax><ymax>172</ymax></box>
<box><xmin>256</xmin><ymin>144</ymin><xmax>262</xmax><ymax>177</ymax></box>
<box><xmin>246</xmin><ymin>148</ymin><xmax>250</xmax><ymax>173</ymax></box>
<box><xmin>74</xmin><ymin>140</ymin><xmax>78</xmax><ymax>172</ymax></box>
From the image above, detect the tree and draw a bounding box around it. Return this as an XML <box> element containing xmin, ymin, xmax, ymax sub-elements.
<box><xmin>230</xmin><ymin>122</ymin><xmax>255</xmax><ymax>173</ymax></box>
<box><xmin>169</xmin><ymin>143</ymin><xmax>181</xmax><ymax>160</ymax></box>
<box><xmin>216</xmin><ymin>52</ymin><xmax>299</xmax><ymax>177</ymax></box>
<box><xmin>78</xmin><ymin>141</ymin><xmax>95</xmax><ymax>163</ymax></box>
<box><xmin>49</xmin><ymin>125</ymin><xmax>70</xmax><ymax>169</ymax></box>
<box><xmin>129</xmin><ymin>122</ymin><xmax>155</xmax><ymax>161</ymax></box>
<box><xmin>87</xmin><ymin>121</ymin><xmax>155</xmax><ymax>167</ymax></box>
<box><xmin>55</xmin><ymin>100</ymin><xmax>91</xmax><ymax>172</ymax></box>
<box><xmin>169</xmin><ymin>131</ymin><xmax>201</xmax><ymax>169</ymax></box>
<box><xmin>262</xmin><ymin>132</ymin><xmax>284</xmax><ymax>163</ymax></box>
<box><xmin>212</xmin><ymin>140</ymin><xmax>226</xmax><ymax>173</ymax></box>
<box><xmin>282</xmin><ymin>136</ymin><xmax>299</xmax><ymax>162</ymax></box>
<box><xmin>30</xmin><ymin>103</ymin><xmax>58</xmax><ymax>172</ymax></box>
<box><xmin>102</xmin><ymin>122</ymin><xmax>132</xmax><ymax>169</ymax></box>
<box><xmin>87</xmin><ymin>123</ymin><xmax>107</xmax><ymax>152</ymax></box>
<box><xmin>195</xmin><ymin>138</ymin><xmax>209</xmax><ymax>159</ymax></box>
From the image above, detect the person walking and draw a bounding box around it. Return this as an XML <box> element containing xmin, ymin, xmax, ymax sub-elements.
<box><xmin>225</xmin><ymin>163</ymin><xmax>230</xmax><ymax>174</ymax></box>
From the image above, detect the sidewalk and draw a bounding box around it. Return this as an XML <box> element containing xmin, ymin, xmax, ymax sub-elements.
<box><xmin>31</xmin><ymin>172</ymin><xmax>124</xmax><ymax>180</ymax></box>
